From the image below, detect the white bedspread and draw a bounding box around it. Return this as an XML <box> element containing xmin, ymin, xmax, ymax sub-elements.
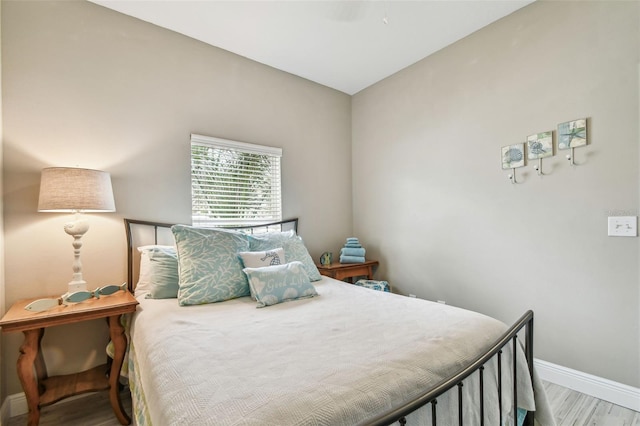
<box><xmin>130</xmin><ymin>277</ymin><xmax>554</xmax><ymax>425</ymax></box>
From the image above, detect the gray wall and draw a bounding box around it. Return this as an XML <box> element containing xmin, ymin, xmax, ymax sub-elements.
<box><xmin>352</xmin><ymin>1</ymin><xmax>639</xmax><ymax>387</ymax></box>
<box><xmin>1</xmin><ymin>0</ymin><xmax>352</xmax><ymax>397</ymax></box>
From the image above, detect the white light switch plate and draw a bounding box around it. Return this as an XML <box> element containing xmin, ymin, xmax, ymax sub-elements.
<box><xmin>607</xmin><ymin>216</ymin><xmax>637</xmax><ymax>237</ymax></box>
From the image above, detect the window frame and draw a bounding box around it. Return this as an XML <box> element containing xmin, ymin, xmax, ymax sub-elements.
<box><xmin>190</xmin><ymin>134</ymin><xmax>282</xmax><ymax>228</ymax></box>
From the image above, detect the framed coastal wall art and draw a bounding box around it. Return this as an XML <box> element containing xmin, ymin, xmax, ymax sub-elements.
<box><xmin>558</xmin><ymin>118</ymin><xmax>587</xmax><ymax>150</ymax></box>
<box><xmin>526</xmin><ymin>131</ymin><xmax>553</xmax><ymax>160</ymax></box>
<box><xmin>501</xmin><ymin>143</ymin><xmax>525</xmax><ymax>169</ymax></box>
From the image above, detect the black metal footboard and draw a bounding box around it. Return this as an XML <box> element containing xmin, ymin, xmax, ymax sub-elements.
<box><xmin>362</xmin><ymin>310</ymin><xmax>535</xmax><ymax>426</ymax></box>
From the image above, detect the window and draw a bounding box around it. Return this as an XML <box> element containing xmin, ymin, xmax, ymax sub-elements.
<box><xmin>191</xmin><ymin>134</ymin><xmax>282</xmax><ymax>228</ymax></box>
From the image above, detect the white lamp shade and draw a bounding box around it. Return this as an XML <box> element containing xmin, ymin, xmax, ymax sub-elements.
<box><xmin>38</xmin><ymin>167</ymin><xmax>116</xmax><ymax>212</ymax></box>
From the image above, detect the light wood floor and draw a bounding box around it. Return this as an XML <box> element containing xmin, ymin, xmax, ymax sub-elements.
<box><xmin>6</xmin><ymin>382</ymin><xmax>640</xmax><ymax>425</ymax></box>
<box><xmin>543</xmin><ymin>382</ymin><xmax>640</xmax><ymax>426</ymax></box>
<box><xmin>6</xmin><ymin>390</ymin><xmax>132</xmax><ymax>426</ymax></box>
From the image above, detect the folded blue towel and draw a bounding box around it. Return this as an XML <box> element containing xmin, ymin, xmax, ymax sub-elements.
<box><xmin>344</xmin><ymin>243</ymin><xmax>362</xmax><ymax>248</ymax></box>
<box><xmin>341</xmin><ymin>247</ymin><xmax>366</xmax><ymax>257</ymax></box>
<box><xmin>340</xmin><ymin>255</ymin><xmax>365</xmax><ymax>264</ymax></box>
<box><xmin>346</xmin><ymin>237</ymin><xmax>359</xmax><ymax>243</ymax></box>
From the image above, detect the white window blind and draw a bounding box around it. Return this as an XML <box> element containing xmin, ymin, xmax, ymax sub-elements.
<box><xmin>191</xmin><ymin>134</ymin><xmax>282</xmax><ymax>228</ymax></box>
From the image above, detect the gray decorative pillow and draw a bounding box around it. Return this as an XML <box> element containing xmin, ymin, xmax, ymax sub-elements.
<box><xmin>243</xmin><ymin>261</ymin><xmax>318</xmax><ymax>308</ymax></box>
<box><xmin>248</xmin><ymin>231</ymin><xmax>322</xmax><ymax>281</ymax></box>
<box><xmin>172</xmin><ymin>224</ymin><xmax>250</xmax><ymax>305</ymax></box>
<box><xmin>136</xmin><ymin>245</ymin><xmax>175</xmax><ymax>294</ymax></box>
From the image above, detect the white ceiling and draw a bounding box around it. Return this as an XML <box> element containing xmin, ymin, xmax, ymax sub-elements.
<box><xmin>90</xmin><ymin>0</ymin><xmax>534</xmax><ymax>95</ymax></box>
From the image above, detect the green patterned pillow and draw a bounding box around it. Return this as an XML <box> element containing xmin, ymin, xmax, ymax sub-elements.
<box><xmin>243</xmin><ymin>261</ymin><xmax>318</xmax><ymax>308</ymax></box>
<box><xmin>172</xmin><ymin>225</ymin><xmax>250</xmax><ymax>305</ymax></box>
<box><xmin>248</xmin><ymin>230</ymin><xmax>322</xmax><ymax>281</ymax></box>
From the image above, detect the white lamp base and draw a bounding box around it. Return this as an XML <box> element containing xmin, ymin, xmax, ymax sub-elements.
<box><xmin>67</xmin><ymin>279</ymin><xmax>88</xmax><ymax>294</ymax></box>
<box><xmin>64</xmin><ymin>215</ymin><xmax>90</xmax><ymax>293</ymax></box>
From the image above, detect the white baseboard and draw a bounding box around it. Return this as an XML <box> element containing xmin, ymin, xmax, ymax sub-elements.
<box><xmin>0</xmin><ymin>396</ymin><xmax>8</xmax><ymax>426</ymax></box>
<box><xmin>535</xmin><ymin>358</ymin><xmax>640</xmax><ymax>412</ymax></box>
<box><xmin>0</xmin><ymin>392</ymin><xmax>27</xmax><ymax>425</ymax></box>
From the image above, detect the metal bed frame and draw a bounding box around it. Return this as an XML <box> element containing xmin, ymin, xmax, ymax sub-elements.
<box><xmin>367</xmin><ymin>310</ymin><xmax>534</xmax><ymax>426</ymax></box>
<box><xmin>123</xmin><ymin>217</ymin><xmax>535</xmax><ymax>426</ymax></box>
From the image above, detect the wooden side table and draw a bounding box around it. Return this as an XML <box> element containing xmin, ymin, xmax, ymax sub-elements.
<box><xmin>316</xmin><ymin>260</ymin><xmax>379</xmax><ymax>283</ymax></box>
<box><xmin>0</xmin><ymin>291</ymin><xmax>138</xmax><ymax>426</ymax></box>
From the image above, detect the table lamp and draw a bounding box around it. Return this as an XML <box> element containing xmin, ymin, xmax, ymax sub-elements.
<box><xmin>38</xmin><ymin>167</ymin><xmax>116</xmax><ymax>293</ymax></box>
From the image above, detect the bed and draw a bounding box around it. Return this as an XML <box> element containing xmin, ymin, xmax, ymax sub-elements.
<box><xmin>123</xmin><ymin>218</ymin><xmax>554</xmax><ymax>426</ymax></box>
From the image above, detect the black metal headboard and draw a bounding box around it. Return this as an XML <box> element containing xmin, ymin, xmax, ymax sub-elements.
<box><xmin>124</xmin><ymin>218</ymin><xmax>299</xmax><ymax>293</ymax></box>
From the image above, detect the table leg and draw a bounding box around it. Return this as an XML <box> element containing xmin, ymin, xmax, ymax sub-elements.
<box><xmin>107</xmin><ymin>314</ymin><xmax>131</xmax><ymax>425</ymax></box>
<box><xmin>366</xmin><ymin>265</ymin><xmax>374</xmax><ymax>279</ymax></box>
<box><xmin>34</xmin><ymin>329</ymin><xmax>48</xmax><ymax>389</ymax></box>
<box><xmin>17</xmin><ymin>328</ymin><xmax>45</xmax><ymax>426</ymax></box>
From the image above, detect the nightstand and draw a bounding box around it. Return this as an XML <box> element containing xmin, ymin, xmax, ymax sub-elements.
<box><xmin>316</xmin><ymin>260</ymin><xmax>379</xmax><ymax>283</ymax></box>
<box><xmin>0</xmin><ymin>291</ymin><xmax>138</xmax><ymax>426</ymax></box>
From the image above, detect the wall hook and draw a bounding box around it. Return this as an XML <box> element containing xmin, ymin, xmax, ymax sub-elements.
<box><xmin>508</xmin><ymin>168</ymin><xmax>518</xmax><ymax>184</ymax></box>
<box><xmin>534</xmin><ymin>158</ymin><xmax>545</xmax><ymax>175</ymax></box>
<box><xmin>566</xmin><ymin>147</ymin><xmax>575</xmax><ymax>166</ymax></box>
<box><xmin>566</xmin><ymin>147</ymin><xmax>585</xmax><ymax>166</ymax></box>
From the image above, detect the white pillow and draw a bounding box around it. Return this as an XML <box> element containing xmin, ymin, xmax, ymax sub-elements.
<box><xmin>238</xmin><ymin>247</ymin><xmax>285</xmax><ymax>268</ymax></box>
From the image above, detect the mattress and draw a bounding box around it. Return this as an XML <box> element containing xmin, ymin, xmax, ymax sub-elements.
<box><xmin>128</xmin><ymin>277</ymin><xmax>552</xmax><ymax>425</ymax></box>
